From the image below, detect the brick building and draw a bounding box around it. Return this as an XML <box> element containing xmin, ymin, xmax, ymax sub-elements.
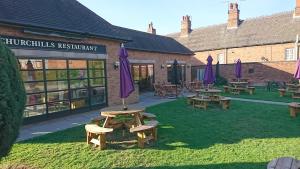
<box><xmin>169</xmin><ymin>0</ymin><xmax>300</xmax><ymax>83</ymax></box>
<box><xmin>0</xmin><ymin>0</ymin><xmax>193</xmax><ymax>123</ymax></box>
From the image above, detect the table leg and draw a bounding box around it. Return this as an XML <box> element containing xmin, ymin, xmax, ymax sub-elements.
<box><xmin>103</xmin><ymin>117</ymin><xmax>112</xmax><ymax>128</ymax></box>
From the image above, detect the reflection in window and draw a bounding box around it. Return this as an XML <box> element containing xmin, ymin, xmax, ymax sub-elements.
<box><xmin>19</xmin><ymin>59</ymin><xmax>43</xmax><ymax>70</ymax></box>
<box><xmin>46</xmin><ymin>70</ymin><xmax>67</xmax><ymax>80</ymax></box>
<box><xmin>71</xmin><ymin>88</ymin><xmax>88</xmax><ymax>99</ymax></box>
<box><xmin>90</xmin><ymin>78</ymin><xmax>105</xmax><ymax>87</ymax></box>
<box><xmin>47</xmin><ymin>81</ymin><xmax>68</xmax><ymax>91</ymax></box>
<box><xmin>71</xmin><ymin>99</ymin><xmax>88</xmax><ymax>110</ymax></box>
<box><xmin>26</xmin><ymin>93</ymin><xmax>46</xmax><ymax>106</ymax></box>
<box><xmin>89</xmin><ymin>69</ymin><xmax>105</xmax><ymax>78</ymax></box>
<box><xmin>69</xmin><ymin>69</ymin><xmax>87</xmax><ymax>79</ymax></box>
<box><xmin>47</xmin><ymin>91</ymin><xmax>69</xmax><ymax>102</ymax></box>
<box><xmin>89</xmin><ymin>60</ymin><xmax>104</xmax><ymax>69</ymax></box>
<box><xmin>48</xmin><ymin>101</ymin><xmax>69</xmax><ymax>113</ymax></box>
<box><xmin>24</xmin><ymin>82</ymin><xmax>45</xmax><ymax>93</ymax></box>
<box><xmin>70</xmin><ymin>79</ymin><xmax>88</xmax><ymax>89</ymax></box>
<box><xmin>69</xmin><ymin>60</ymin><xmax>87</xmax><ymax>69</ymax></box>
<box><xmin>45</xmin><ymin>60</ymin><xmax>66</xmax><ymax>69</ymax></box>
<box><xmin>24</xmin><ymin>104</ymin><xmax>46</xmax><ymax>117</ymax></box>
<box><xmin>90</xmin><ymin>87</ymin><xmax>105</xmax><ymax>105</ymax></box>
<box><xmin>21</xmin><ymin>71</ymin><xmax>44</xmax><ymax>82</ymax></box>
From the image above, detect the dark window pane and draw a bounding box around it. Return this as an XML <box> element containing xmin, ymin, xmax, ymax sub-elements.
<box><xmin>90</xmin><ymin>87</ymin><xmax>106</xmax><ymax>105</ymax></box>
<box><xmin>46</xmin><ymin>70</ymin><xmax>67</xmax><ymax>80</ymax></box>
<box><xmin>48</xmin><ymin>101</ymin><xmax>70</xmax><ymax>113</ymax></box>
<box><xmin>69</xmin><ymin>60</ymin><xmax>87</xmax><ymax>69</ymax></box>
<box><xmin>45</xmin><ymin>60</ymin><xmax>67</xmax><ymax>69</ymax></box>
<box><xmin>89</xmin><ymin>60</ymin><xmax>104</xmax><ymax>69</ymax></box>
<box><xmin>24</xmin><ymin>104</ymin><xmax>46</xmax><ymax>117</ymax></box>
<box><xmin>70</xmin><ymin>79</ymin><xmax>88</xmax><ymax>89</ymax></box>
<box><xmin>47</xmin><ymin>91</ymin><xmax>69</xmax><ymax>102</ymax></box>
<box><xmin>19</xmin><ymin>59</ymin><xmax>43</xmax><ymax>70</ymax></box>
<box><xmin>69</xmin><ymin>69</ymin><xmax>87</xmax><ymax>79</ymax></box>
<box><xmin>71</xmin><ymin>99</ymin><xmax>88</xmax><ymax>109</ymax></box>
<box><xmin>21</xmin><ymin>71</ymin><xmax>44</xmax><ymax>82</ymax></box>
<box><xmin>70</xmin><ymin>88</ymin><xmax>88</xmax><ymax>99</ymax></box>
<box><xmin>24</xmin><ymin>82</ymin><xmax>45</xmax><ymax>93</ymax></box>
<box><xmin>26</xmin><ymin>93</ymin><xmax>46</xmax><ymax>106</ymax></box>
<box><xmin>89</xmin><ymin>78</ymin><xmax>105</xmax><ymax>87</ymax></box>
<box><xmin>47</xmin><ymin>81</ymin><xmax>68</xmax><ymax>91</ymax></box>
<box><xmin>89</xmin><ymin>69</ymin><xmax>105</xmax><ymax>78</ymax></box>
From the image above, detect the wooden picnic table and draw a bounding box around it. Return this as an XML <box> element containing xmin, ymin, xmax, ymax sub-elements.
<box><xmin>101</xmin><ymin>108</ymin><xmax>145</xmax><ymax>129</ymax></box>
<box><xmin>196</xmin><ymin>89</ymin><xmax>222</xmax><ymax>96</ymax></box>
<box><xmin>229</xmin><ymin>81</ymin><xmax>248</xmax><ymax>87</ymax></box>
<box><xmin>286</xmin><ymin>83</ymin><xmax>300</xmax><ymax>92</ymax></box>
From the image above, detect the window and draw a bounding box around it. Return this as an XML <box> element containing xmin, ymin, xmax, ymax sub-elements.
<box><xmin>167</xmin><ymin>64</ymin><xmax>186</xmax><ymax>83</ymax></box>
<box><xmin>285</xmin><ymin>48</ymin><xmax>296</xmax><ymax>61</ymax></box>
<box><xmin>217</xmin><ymin>53</ymin><xmax>225</xmax><ymax>64</ymax></box>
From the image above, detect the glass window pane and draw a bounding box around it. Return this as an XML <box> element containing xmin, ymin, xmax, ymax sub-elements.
<box><xmin>21</xmin><ymin>71</ymin><xmax>44</xmax><ymax>82</ymax></box>
<box><xmin>24</xmin><ymin>82</ymin><xmax>45</xmax><ymax>93</ymax></box>
<box><xmin>26</xmin><ymin>93</ymin><xmax>46</xmax><ymax>106</ymax></box>
<box><xmin>89</xmin><ymin>60</ymin><xmax>104</xmax><ymax>69</ymax></box>
<box><xmin>46</xmin><ymin>70</ymin><xmax>67</xmax><ymax>80</ymax></box>
<box><xmin>90</xmin><ymin>87</ymin><xmax>106</xmax><ymax>105</ymax></box>
<box><xmin>19</xmin><ymin>59</ymin><xmax>43</xmax><ymax>70</ymax></box>
<box><xmin>70</xmin><ymin>88</ymin><xmax>88</xmax><ymax>99</ymax></box>
<box><xmin>47</xmin><ymin>81</ymin><xmax>68</xmax><ymax>91</ymax></box>
<box><xmin>69</xmin><ymin>60</ymin><xmax>87</xmax><ymax>69</ymax></box>
<box><xmin>89</xmin><ymin>69</ymin><xmax>105</xmax><ymax>78</ymax></box>
<box><xmin>48</xmin><ymin>101</ymin><xmax>70</xmax><ymax>113</ymax></box>
<box><xmin>45</xmin><ymin>60</ymin><xmax>67</xmax><ymax>69</ymax></box>
<box><xmin>89</xmin><ymin>78</ymin><xmax>105</xmax><ymax>87</ymax></box>
<box><xmin>71</xmin><ymin>99</ymin><xmax>88</xmax><ymax>110</ymax></box>
<box><xmin>69</xmin><ymin>69</ymin><xmax>87</xmax><ymax>79</ymax></box>
<box><xmin>70</xmin><ymin>79</ymin><xmax>88</xmax><ymax>89</ymax></box>
<box><xmin>47</xmin><ymin>91</ymin><xmax>69</xmax><ymax>102</ymax></box>
<box><xmin>24</xmin><ymin>104</ymin><xmax>46</xmax><ymax>117</ymax></box>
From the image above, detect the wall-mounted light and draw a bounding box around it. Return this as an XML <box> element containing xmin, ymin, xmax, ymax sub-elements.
<box><xmin>113</xmin><ymin>61</ymin><xmax>120</xmax><ymax>70</ymax></box>
<box><xmin>161</xmin><ymin>64</ymin><xmax>165</xmax><ymax>69</ymax></box>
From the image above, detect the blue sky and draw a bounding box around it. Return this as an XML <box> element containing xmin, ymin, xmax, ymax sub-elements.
<box><xmin>78</xmin><ymin>0</ymin><xmax>295</xmax><ymax>35</ymax></box>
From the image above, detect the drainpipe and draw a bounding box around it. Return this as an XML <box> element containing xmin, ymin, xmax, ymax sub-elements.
<box><xmin>296</xmin><ymin>34</ymin><xmax>299</xmax><ymax>59</ymax></box>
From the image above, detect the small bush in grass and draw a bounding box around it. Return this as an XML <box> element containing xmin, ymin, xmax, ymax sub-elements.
<box><xmin>0</xmin><ymin>41</ymin><xmax>26</xmax><ymax>158</ymax></box>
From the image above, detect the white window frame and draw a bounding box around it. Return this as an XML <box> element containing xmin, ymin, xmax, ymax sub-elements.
<box><xmin>217</xmin><ymin>53</ymin><xmax>225</xmax><ymax>64</ymax></box>
<box><xmin>285</xmin><ymin>48</ymin><xmax>296</xmax><ymax>61</ymax></box>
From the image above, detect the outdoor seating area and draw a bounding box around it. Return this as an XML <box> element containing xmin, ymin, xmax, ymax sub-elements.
<box><xmin>153</xmin><ymin>82</ymin><xmax>182</xmax><ymax>97</ymax></box>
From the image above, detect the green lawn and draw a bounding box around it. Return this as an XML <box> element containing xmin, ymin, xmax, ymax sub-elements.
<box><xmin>222</xmin><ymin>87</ymin><xmax>300</xmax><ymax>103</ymax></box>
<box><xmin>1</xmin><ymin>99</ymin><xmax>300</xmax><ymax>169</ymax></box>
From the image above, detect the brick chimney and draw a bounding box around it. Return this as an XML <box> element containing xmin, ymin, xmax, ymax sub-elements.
<box><xmin>227</xmin><ymin>3</ymin><xmax>240</xmax><ymax>29</ymax></box>
<box><xmin>180</xmin><ymin>15</ymin><xmax>192</xmax><ymax>37</ymax></box>
<box><xmin>295</xmin><ymin>0</ymin><xmax>300</xmax><ymax>18</ymax></box>
<box><xmin>147</xmin><ymin>22</ymin><xmax>156</xmax><ymax>34</ymax></box>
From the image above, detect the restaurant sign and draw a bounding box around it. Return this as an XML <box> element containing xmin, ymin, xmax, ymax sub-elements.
<box><xmin>0</xmin><ymin>35</ymin><xmax>107</xmax><ymax>54</ymax></box>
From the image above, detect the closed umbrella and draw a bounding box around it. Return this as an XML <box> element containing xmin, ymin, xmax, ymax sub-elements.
<box><xmin>235</xmin><ymin>59</ymin><xmax>242</xmax><ymax>81</ymax></box>
<box><xmin>119</xmin><ymin>43</ymin><xmax>135</xmax><ymax>110</ymax></box>
<box><xmin>294</xmin><ymin>59</ymin><xmax>300</xmax><ymax>82</ymax></box>
<box><xmin>203</xmin><ymin>55</ymin><xmax>215</xmax><ymax>86</ymax></box>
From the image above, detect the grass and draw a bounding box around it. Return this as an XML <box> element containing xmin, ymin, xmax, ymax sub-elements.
<box><xmin>1</xmin><ymin>99</ymin><xmax>300</xmax><ymax>169</ymax></box>
<box><xmin>222</xmin><ymin>87</ymin><xmax>300</xmax><ymax>103</ymax></box>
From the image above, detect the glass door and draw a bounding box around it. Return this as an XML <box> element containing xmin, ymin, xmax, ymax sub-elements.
<box><xmin>131</xmin><ymin>64</ymin><xmax>154</xmax><ymax>92</ymax></box>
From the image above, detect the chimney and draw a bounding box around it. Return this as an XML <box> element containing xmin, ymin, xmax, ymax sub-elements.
<box><xmin>147</xmin><ymin>22</ymin><xmax>156</xmax><ymax>35</ymax></box>
<box><xmin>295</xmin><ymin>0</ymin><xmax>300</xmax><ymax>18</ymax></box>
<box><xmin>227</xmin><ymin>3</ymin><xmax>240</xmax><ymax>29</ymax></box>
<box><xmin>180</xmin><ymin>15</ymin><xmax>192</xmax><ymax>37</ymax></box>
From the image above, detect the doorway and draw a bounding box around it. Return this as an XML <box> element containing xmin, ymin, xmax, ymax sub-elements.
<box><xmin>131</xmin><ymin>64</ymin><xmax>154</xmax><ymax>92</ymax></box>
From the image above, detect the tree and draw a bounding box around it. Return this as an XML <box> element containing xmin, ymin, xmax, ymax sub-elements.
<box><xmin>0</xmin><ymin>41</ymin><xmax>26</xmax><ymax>158</ymax></box>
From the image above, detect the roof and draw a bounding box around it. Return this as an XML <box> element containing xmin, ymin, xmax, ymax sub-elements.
<box><xmin>0</xmin><ymin>0</ymin><xmax>129</xmax><ymax>41</ymax></box>
<box><xmin>168</xmin><ymin>11</ymin><xmax>300</xmax><ymax>52</ymax></box>
<box><xmin>113</xmin><ymin>26</ymin><xmax>193</xmax><ymax>55</ymax></box>
<box><xmin>0</xmin><ymin>0</ymin><xmax>193</xmax><ymax>55</ymax></box>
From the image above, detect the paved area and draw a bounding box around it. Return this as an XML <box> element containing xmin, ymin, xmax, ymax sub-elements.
<box><xmin>17</xmin><ymin>92</ymin><xmax>173</xmax><ymax>141</ymax></box>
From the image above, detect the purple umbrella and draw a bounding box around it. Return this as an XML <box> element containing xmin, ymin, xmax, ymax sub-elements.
<box><xmin>294</xmin><ymin>59</ymin><xmax>300</xmax><ymax>80</ymax></box>
<box><xmin>203</xmin><ymin>55</ymin><xmax>215</xmax><ymax>85</ymax></box>
<box><xmin>119</xmin><ymin>43</ymin><xmax>135</xmax><ymax>110</ymax></box>
<box><xmin>235</xmin><ymin>59</ymin><xmax>242</xmax><ymax>80</ymax></box>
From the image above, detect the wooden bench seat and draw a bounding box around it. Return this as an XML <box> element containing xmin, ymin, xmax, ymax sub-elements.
<box><xmin>130</xmin><ymin>120</ymin><xmax>158</xmax><ymax>148</ymax></box>
<box><xmin>288</xmin><ymin>102</ymin><xmax>300</xmax><ymax>118</ymax></box>
<box><xmin>192</xmin><ymin>98</ymin><xmax>210</xmax><ymax>110</ymax></box>
<box><xmin>186</xmin><ymin>94</ymin><xmax>196</xmax><ymax>104</ymax></box>
<box><xmin>247</xmin><ymin>86</ymin><xmax>255</xmax><ymax>95</ymax></box>
<box><xmin>142</xmin><ymin>112</ymin><xmax>157</xmax><ymax>120</ymax></box>
<box><xmin>220</xmin><ymin>98</ymin><xmax>231</xmax><ymax>110</ymax></box>
<box><xmin>292</xmin><ymin>91</ymin><xmax>300</xmax><ymax>99</ymax></box>
<box><xmin>85</xmin><ymin>124</ymin><xmax>113</xmax><ymax>150</ymax></box>
<box><xmin>278</xmin><ymin>89</ymin><xmax>286</xmax><ymax>97</ymax></box>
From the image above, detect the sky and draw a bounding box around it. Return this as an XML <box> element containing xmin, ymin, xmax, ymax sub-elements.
<box><xmin>77</xmin><ymin>0</ymin><xmax>295</xmax><ymax>35</ymax></box>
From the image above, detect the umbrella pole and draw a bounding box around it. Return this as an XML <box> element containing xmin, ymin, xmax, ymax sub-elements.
<box><xmin>122</xmin><ymin>98</ymin><xmax>127</xmax><ymax>110</ymax></box>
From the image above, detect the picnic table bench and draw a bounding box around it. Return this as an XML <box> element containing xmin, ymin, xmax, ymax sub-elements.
<box><xmin>288</xmin><ymin>102</ymin><xmax>300</xmax><ymax>118</ymax></box>
<box><xmin>186</xmin><ymin>94</ymin><xmax>196</xmax><ymax>105</ymax></box>
<box><xmin>192</xmin><ymin>97</ymin><xmax>210</xmax><ymax>110</ymax></box>
<box><xmin>278</xmin><ymin>89</ymin><xmax>286</xmax><ymax>97</ymax></box>
<box><xmin>292</xmin><ymin>91</ymin><xmax>300</xmax><ymax>99</ymax></box>
<box><xmin>220</xmin><ymin>97</ymin><xmax>231</xmax><ymax>110</ymax></box>
<box><xmin>247</xmin><ymin>86</ymin><xmax>255</xmax><ymax>95</ymax></box>
<box><xmin>267</xmin><ymin>157</ymin><xmax>300</xmax><ymax>169</ymax></box>
<box><xmin>85</xmin><ymin>124</ymin><xmax>113</xmax><ymax>150</ymax></box>
<box><xmin>130</xmin><ymin>120</ymin><xmax>158</xmax><ymax>148</ymax></box>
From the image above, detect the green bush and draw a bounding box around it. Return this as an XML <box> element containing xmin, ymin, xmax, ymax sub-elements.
<box><xmin>0</xmin><ymin>41</ymin><xmax>26</xmax><ymax>158</ymax></box>
<box><xmin>215</xmin><ymin>76</ymin><xmax>228</xmax><ymax>86</ymax></box>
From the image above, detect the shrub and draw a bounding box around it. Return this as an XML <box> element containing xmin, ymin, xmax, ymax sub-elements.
<box><xmin>0</xmin><ymin>41</ymin><xmax>26</xmax><ymax>158</ymax></box>
<box><xmin>215</xmin><ymin>76</ymin><xmax>228</xmax><ymax>86</ymax></box>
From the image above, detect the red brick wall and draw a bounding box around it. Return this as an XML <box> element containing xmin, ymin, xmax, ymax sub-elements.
<box><xmin>195</xmin><ymin>61</ymin><xmax>297</xmax><ymax>84</ymax></box>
